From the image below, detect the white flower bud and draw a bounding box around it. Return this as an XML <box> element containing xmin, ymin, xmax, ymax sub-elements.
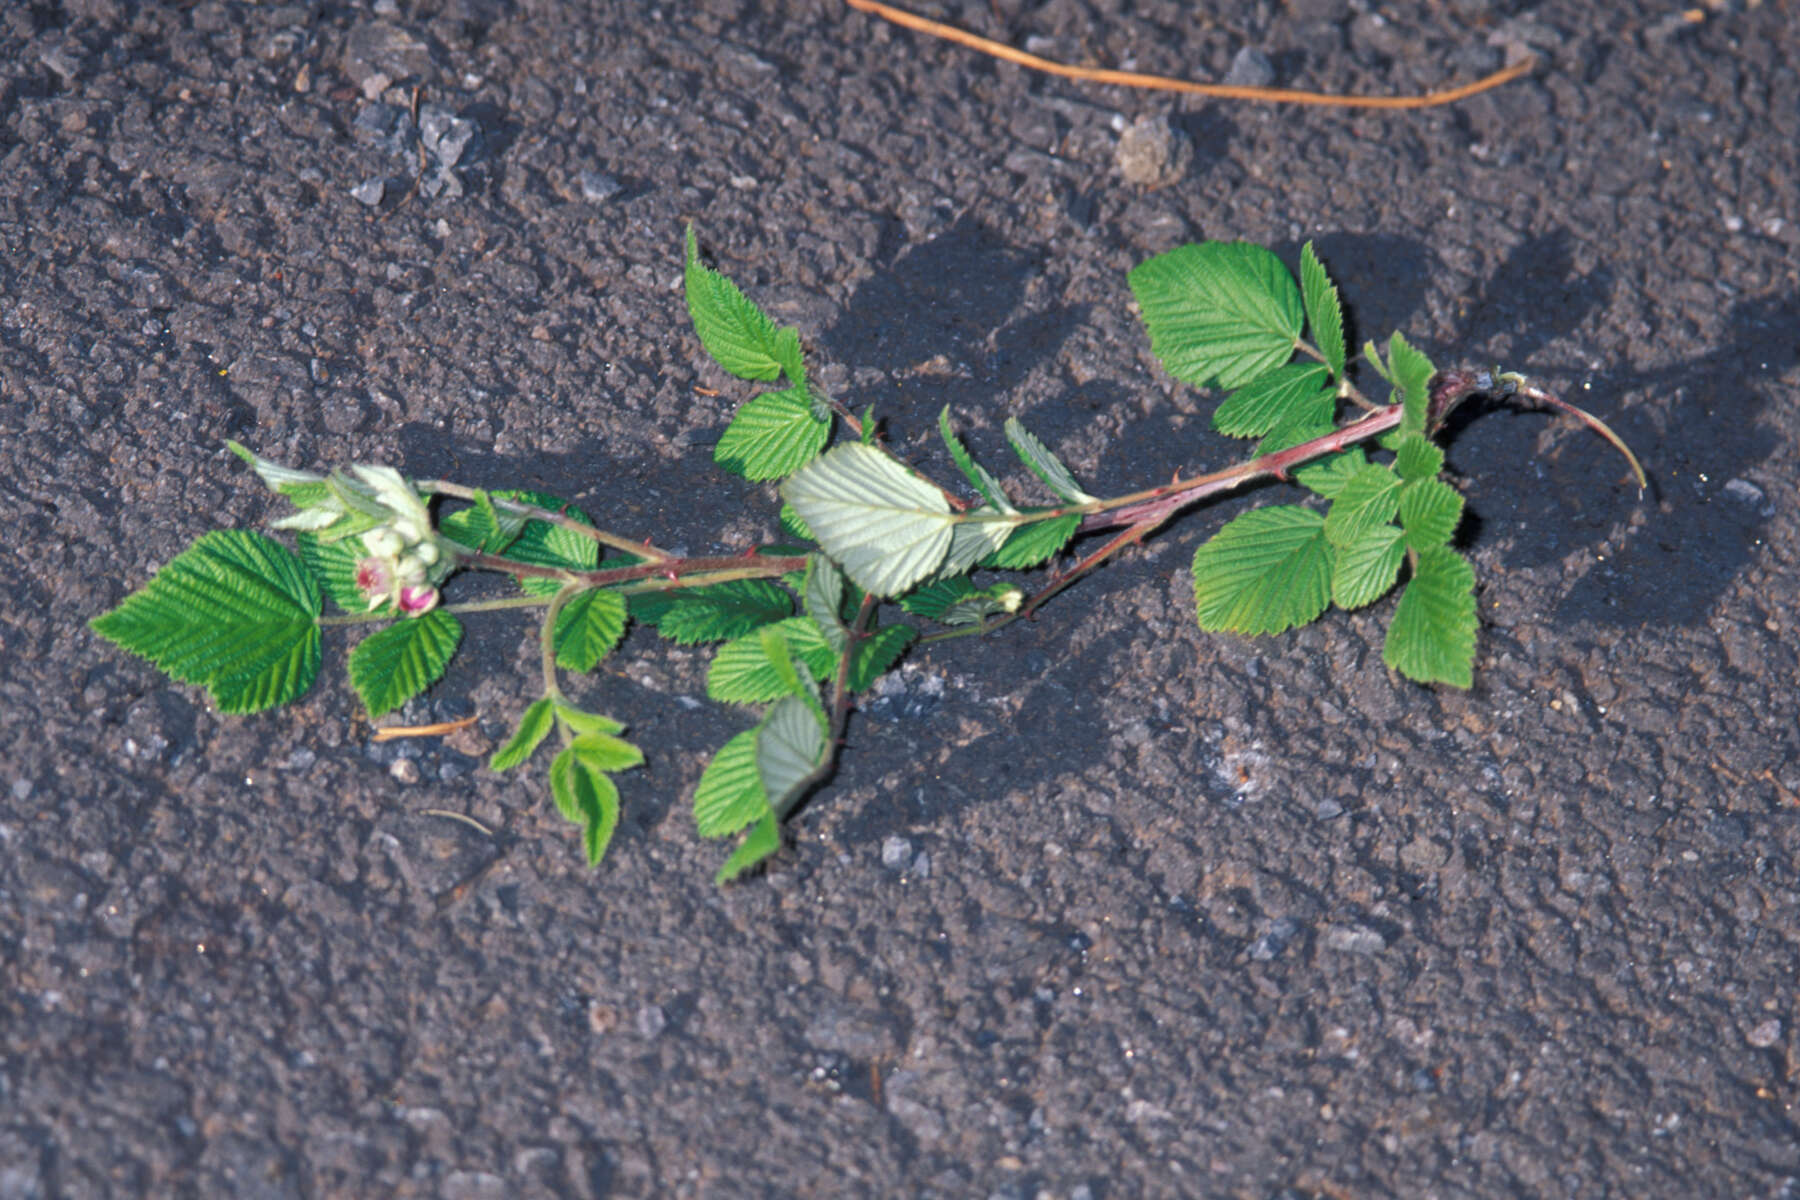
<box><xmin>362</xmin><ymin>528</ymin><xmax>403</xmax><ymax>559</ymax></box>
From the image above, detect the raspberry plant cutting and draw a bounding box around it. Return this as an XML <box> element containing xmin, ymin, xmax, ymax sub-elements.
<box><xmin>92</xmin><ymin>231</ymin><xmax>1644</xmax><ymax>882</ymax></box>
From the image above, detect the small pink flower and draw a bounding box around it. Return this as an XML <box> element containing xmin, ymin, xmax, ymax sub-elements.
<box><xmin>354</xmin><ymin>557</ymin><xmax>393</xmax><ymax>607</ymax></box>
<box><xmin>397</xmin><ymin>585</ymin><xmax>440</xmax><ymax>616</ymax></box>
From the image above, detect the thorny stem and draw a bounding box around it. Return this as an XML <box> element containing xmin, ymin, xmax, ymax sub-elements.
<box><xmin>421</xmin><ymin>480</ymin><xmax>677</xmax><ymax>562</ymax></box>
<box><xmin>540</xmin><ymin>582</ymin><xmax>581</xmax><ymax>702</ymax></box>
<box><xmin>460</xmin><ymin>549</ymin><xmax>809</xmax><ymax>590</ymax></box>
<box><xmin>921</xmin><ymin>367</ymin><xmax>1628</xmax><ymax>642</ymax></box>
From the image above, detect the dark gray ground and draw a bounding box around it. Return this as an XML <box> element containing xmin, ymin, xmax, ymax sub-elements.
<box><xmin>4</xmin><ymin>1</ymin><xmax>1799</xmax><ymax>1196</ymax></box>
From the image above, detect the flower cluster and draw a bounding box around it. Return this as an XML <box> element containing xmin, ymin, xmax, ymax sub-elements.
<box><xmin>229</xmin><ymin>444</ymin><xmax>456</xmax><ymax>617</ymax></box>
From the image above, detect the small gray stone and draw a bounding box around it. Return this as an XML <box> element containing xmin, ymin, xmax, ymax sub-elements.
<box><xmin>635</xmin><ymin>1004</ymin><xmax>667</xmax><ymax>1039</ymax></box>
<box><xmin>1116</xmin><ymin>113</ymin><xmax>1193</xmax><ymax>188</ymax></box>
<box><xmin>419</xmin><ymin>105</ymin><xmax>476</xmax><ymax>167</ymax></box>
<box><xmin>1722</xmin><ymin>478</ymin><xmax>1764</xmax><ymax>505</ymax></box>
<box><xmin>1223</xmin><ymin>47</ymin><xmax>1275</xmax><ymax>89</ymax></box>
<box><xmin>10</xmin><ymin>777</ymin><xmax>31</xmax><ymax>801</ymax></box>
<box><xmin>1248</xmin><ymin>917</ymin><xmax>1302</xmax><ymax>961</ymax></box>
<box><xmin>351</xmin><ymin>176</ymin><xmax>386</xmax><ymax>207</ymax></box>
<box><xmin>579</xmin><ymin>169</ymin><xmax>622</xmax><ymax>203</ymax></box>
<box><xmin>881</xmin><ymin>836</ymin><xmax>913</xmax><ymax>869</ymax></box>
<box><xmin>1747</xmin><ymin>1019</ymin><xmax>1782</xmax><ymax>1048</ymax></box>
<box><xmin>1323</xmin><ymin>924</ymin><xmax>1388</xmax><ymax>954</ymax></box>
<box><xmin>1314</xmin><ymin>798</ymin><xmax>1346</xmax><ymax>820</ymax></box>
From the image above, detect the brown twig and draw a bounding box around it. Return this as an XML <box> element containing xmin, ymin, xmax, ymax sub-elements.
<box><xmin>844</xmin><ymin>0</ymin><xmax>1535</xmax><ymax>109</ymax></box>
<box><xmin>371</xmin><ymin>713</ymin><xmax>480</xmax><ymax>741</ymax></box>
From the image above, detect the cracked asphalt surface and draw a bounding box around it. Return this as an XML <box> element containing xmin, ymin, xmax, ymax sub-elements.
<box><xmin>3</xmin><ymin>1</ymin><xmax>1798</xmax><ymax>1196</ymax></box>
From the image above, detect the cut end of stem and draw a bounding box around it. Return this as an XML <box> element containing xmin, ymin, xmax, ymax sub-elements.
<box><xmin>1502</xmin><ymin>374</ymin><xmax>1648</xmax><ymax>493</ymax></box>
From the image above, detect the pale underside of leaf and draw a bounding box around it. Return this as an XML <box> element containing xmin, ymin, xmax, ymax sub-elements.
<box><xmin>757</xmin><ymin>694</ymin><xmax>828</xmax><ymax>816</ymax></box>
<box><xmin>781</xmin><ymin>443</ymin><xmax>955</xmax><ymax>596</ymax></box>
<box><xmin>938</xmin><ymin>511</ymin><xmax>1014</xmax><ymax>579</ymax></box>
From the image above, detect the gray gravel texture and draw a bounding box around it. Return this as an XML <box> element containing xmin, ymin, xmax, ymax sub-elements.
<box><xmin>4</xmin><ymin>1</ymin><xmax>1799</xmax><ymax>1197</ymax></box>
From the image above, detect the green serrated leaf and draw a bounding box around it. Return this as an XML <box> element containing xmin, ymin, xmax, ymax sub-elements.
<box><xmin>555</xmin><ymin>703</ymin><xmax>626</xmax><ymax>737</ymax></box>
<box><xmin>706</xmin><ymin>616</ymin><xmax>836</xmax><ymax>703</ymax></box>
<box><xmin>347</xmin><ymin>609</ymin><xmax>462</xmax><ymax>718</ymax></box>
<box><xmin>487</xmin><ymin>491</ymin><xmax>599</xmax><ymax>597</ymax></box>
<box><xmin>489</xmin><ymin>696</ymin><xmax>556</xmax><ymax>772</ymax></box>
<box><xmin>1332</xmin><ymin>525</ymin><xmax>1406</xmax><ymax>610</ymax></box>
<box><xmin>1214</xmin><ymin>363</ymin><xmax>1333</xmax><ymax>439</ymax></box>
<box><xmin>1362</xmin><ymin>339</ymin><xmax>1393</xmax><ymax>384</ymax></box>
<box><xmin>849</xmin><ymin>624</ymin><xmax>915</xmax><ymax>692</ymax></box>
<box><xmin>685</xmin><ymin>225</ymin><xmax>784</xmax><ymax>381</ymax></box>
<box><xmin>1003</xmin><ymin>418</ymin><xmax>1095</xmax><ymax>504</ymax></box>
<box><xmin>1393</xmin><ymin>433</ymin><xmax>1445</xmax><ymax>482</ymax></box>
<box><xmin>773</xmin><ymin>325</ymin><xmax>807</xmax><ymax>390</ymax></box>
<box><xmin>942</xmin><ymin>585</ymin><xmax>1022</xmax><ymax>625</ymax></box>
<box><xmin>803</xmin><ymin>556</ymin><xmax>849</xmax><ymax>655</ymax></box>
<box><xmin>1323</xmin><ymin>464</ymin><xmax>1403</xmax><ymax>548</ymax></box>
<box><xmin>938</xmin><ymin>510</ymin><xmax>1014</xmax><ymax>579</ymax></box>
<box><xmin>1294</xmin><ymin>448</ymin><xmax>1368</xmax><ymax>499</ymax></box>
<box><xmin>1389</xmin><ymin>331</ymin><xmax>1436</xmax><ymax>439</ymax></box>
<box><xmin>1300</xmin><ymin>242</ymin><xmax>1347</xmax><ymax>381</ymax></box>
<box><xmin>441</xmin><ymin>490</ymin><xmax>527</xmax><ymax>555</ymax></box>
<box><xmin>714</xmin><ymin>385</ymin><xmax>831</xmax><ymax>481</ymax></box>
<box><xmin>984</xmin><ymin>511</ymin><xmax>1079</xmax><ymax>569</ymax></box>
<box><xmin>1129</xmin><ymin>241</ymin><xmax>1304</xmax><ymax>390</ymax></box>
<box><xmin>1190</xmin><ymin>506</ymin><xmax>1333</xmax><ymax>636</ymax></box>
<box><xmin>549</xmin><ymin>744</ymin><xmax>622</xmax><ymax>866</ymax></box>
<box><xmin>1398</xmin><ymin>477</ymin><xmax>1465</xmax><ymax>551</ymax></box>
<box><xmin>716</xmin><ymin>811</ymin><xmax>781</xmax><ymax>884</ymax></box>
<box><xmin>569</xmin><ymin>732</ymin><xmax>645</xmax><ymax>773</ymax></box>
<box><xmin>554</xmin><ymin>587</ymin><xmax>628</xmax><ymax>671</ymax></box>
<box><xmin>759</xmin><ymin>624</ymin><xmax>814</xmax><ymax>705</ymax></box>
<box><xmin>694</xmin><ymin>728</ymin><xmax>768</xmax><ymax>837</ymax></box>
<box><xmin>1382</xmin><ymin>545</ymin><xmax>1477</xmax><ymax>687</ymax></box>
<box><xmin>90</xmin><ymin>530</ymin><xmax>323</xmax><ymax>714</ymax></box>
<box><xmin>645</xmin><ymin>580</ymin><xmax>793</xmax><ymax>645</ymax></box>
<box><xmin>781</xmin><ymin>443</ymin><xmax>955</xmax><ymax>597</ymax></box>
<box><xmin>1256</xmin><ymin>389</ymin><xmax>1337</xmax><ymax>456</ymax></box>
<box><xmin>297</xmin><ymin>531</ymin><xmax>395</xmax><ymax>616</ymax></box>
<box><xmin>900</xmin><ymin>577</ymin><xmax>977</xmax><ymax>619</ymax></box>
<box><xmin>758</xmin><ymin>694</ymin><xmax>828</xmax><ymax>815</ymax></box>
<box><xmin>938</xmin><ymin>407</ymin><xmax>1012</xmax><ymax>510</ymax></box>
